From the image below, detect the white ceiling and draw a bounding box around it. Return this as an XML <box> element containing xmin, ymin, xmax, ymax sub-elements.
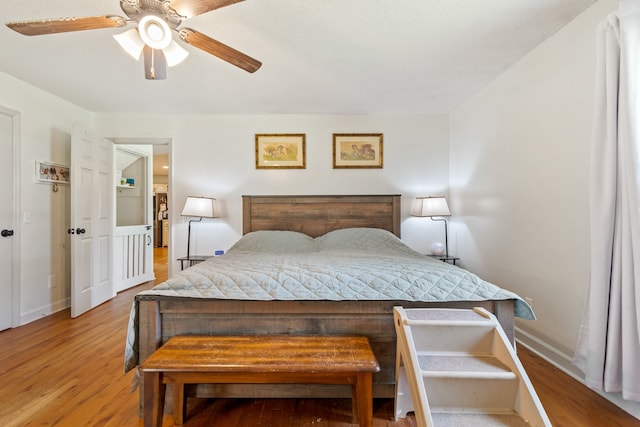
<box><xmin>1</xmin><ymin>0</ymin><xmax>597</xmax><ymax>115</ymax></box>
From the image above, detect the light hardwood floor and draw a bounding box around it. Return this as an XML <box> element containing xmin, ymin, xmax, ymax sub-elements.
<box><xmin>0</xmin><ymin>247</ymin><xmax>638</xmax><ymax>426</ymax></box>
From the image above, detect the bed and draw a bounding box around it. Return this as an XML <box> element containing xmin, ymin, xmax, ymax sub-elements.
<box><xmin>125</xmin><ymin>194</ymin><xmax>534</xmax><ymax>404</ymax></box>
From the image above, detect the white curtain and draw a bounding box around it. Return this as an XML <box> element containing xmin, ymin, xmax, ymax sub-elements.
<box><xmin>574</xmin><ymin>0</ymin><xmax>640</xmax><ymax>402</ymax></box>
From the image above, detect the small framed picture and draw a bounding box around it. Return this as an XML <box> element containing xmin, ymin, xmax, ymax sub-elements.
<box><xmin>255</xmin><ymin>134</ymin><xmax>306</xmax><ymax>169</ymax></box>
<box><xmin>36</xmin><ymin>161</ymin><xmax>70</xmax><ymax>184</ymax></box>
<box><xmin>333</xmin><ymin>133</ymin><xmax>383</xmax><ymax>169</ymax></box>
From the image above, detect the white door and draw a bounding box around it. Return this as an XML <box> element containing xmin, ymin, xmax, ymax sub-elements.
<box><xmin>70</xmin><ymin>127</ymin><xmax>115</xmax><ymax>317</ymax></box>
<box><xmin>0</xmin><ymin>108</ymin><xmax>17</xmax><ymax>330</ymax></box>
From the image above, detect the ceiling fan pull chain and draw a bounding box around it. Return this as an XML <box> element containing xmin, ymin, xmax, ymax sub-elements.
<box><xmin>151</xmin><ymin>52</ymin><xmax>155</xmax><ymax>79</ymax></box>
<box><xmin>150</xmin><ymin>48</ymin><xmax>156</xmax><ymax>79</ymax></box>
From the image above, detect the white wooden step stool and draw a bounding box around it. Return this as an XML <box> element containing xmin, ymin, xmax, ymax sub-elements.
<box><xmin>393</xmin><ymin>306</ymin><xmax>551</xmax><ymax>427</ymax></box>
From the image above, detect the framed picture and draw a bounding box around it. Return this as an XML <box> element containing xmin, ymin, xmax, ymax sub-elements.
<box><xmin>255</xmin><ymin>134</ymin><xmax>306</xmax><ymax>169</ymax></box>
<box><xmin>332</xmin><ymin>133</ymin><xmax>383</xmax><ymax>169</ymax></box>
<box><xmin>36</xmin><ymin>161</ymin><xmax>70</xmax><ymax>184</ymax></box>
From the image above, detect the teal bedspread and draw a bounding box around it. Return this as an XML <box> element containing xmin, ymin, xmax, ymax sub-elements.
<box><xmin>124</xmin><ymin>228</ymin><xmax>534</xmax><ymax>372</ymax></box>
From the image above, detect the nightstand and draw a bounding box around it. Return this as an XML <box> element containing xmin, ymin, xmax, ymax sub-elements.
<box><xmin>428</xmin><ymin>255</ymin><xmax>460</xmax><ymax>265</ymax></box>
<box><xmin>177</xmin><ymin>255</ymin><xmax>212</xmax><ymax>270</ymax></box>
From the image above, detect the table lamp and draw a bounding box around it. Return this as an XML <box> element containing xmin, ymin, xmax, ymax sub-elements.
<box><xmin>411</xmin><ymin>196</ymin><xmax>451</xmax><ymax>257</ymax></box>
<box><xmin>181</xmin><ymin>196</ymin><xmax>219</xmax><ymax>258</ymax></box>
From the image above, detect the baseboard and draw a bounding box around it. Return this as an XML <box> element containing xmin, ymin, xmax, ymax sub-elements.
<box><xmin>20</xmin><ymin>298</ymin><xmax>69</xmax><ymax>326</ymax></box>
<box><xmin>516</xmin><ymin>326</ymin><xmax>640</xmax><ymax>420</ymax></box>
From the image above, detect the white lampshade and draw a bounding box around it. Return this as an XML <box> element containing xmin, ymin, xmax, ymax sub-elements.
<box><xmin>113</xmin><ymin>28</ymin><xmax>145</xmax><ymax>60</ymax></box>
<box><xmin>411</xmin><ymin>196</ymin><xmax>450</xmax><ymax>217</ymax></box>
<box><xmin>181</xmin><ymin>196</ymin><xmax>219</xmax><ymax>218</ymax></box>
<box><xmin>163</xmin><ymin>40</ymin><xmax>189</xmax><ymax>67</ymax></box>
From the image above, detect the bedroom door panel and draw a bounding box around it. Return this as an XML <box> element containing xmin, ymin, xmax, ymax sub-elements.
<box><xmin>0</xmin><ymin>108</ymin><xmax>16</xmax><ymax>330</ymax></box>
<box><xmin>70</xmin><ymin>127</ymin><xmax>115</xmax><ymax>317</ymax></box>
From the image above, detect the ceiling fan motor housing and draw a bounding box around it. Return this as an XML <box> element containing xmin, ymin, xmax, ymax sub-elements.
<box><xmin>120</xmin><ymin>0</ymin><xmax>184</xmax><ymax>29</ymax></box>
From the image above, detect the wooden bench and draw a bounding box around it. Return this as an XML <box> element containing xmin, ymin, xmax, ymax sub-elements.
<box><xmin>140</xmin><ymin>335</ymin><xmax>380</xmax><ymax>427</ymax></box>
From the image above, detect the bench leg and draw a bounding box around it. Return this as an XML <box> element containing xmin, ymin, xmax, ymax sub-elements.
<box><xmin>353</xmin><ymin>372</ymin><xmax>373</xmax><ymax>427</ymax></box>
<box><xmin>173</xmin><ymin>383</ymin><xmax>186</xmax><ymax>425</ymax></box>
<box><xmin>143</xmin><ymin>371</ymin><xmax>165</xmax><ymax>427</ymax></box>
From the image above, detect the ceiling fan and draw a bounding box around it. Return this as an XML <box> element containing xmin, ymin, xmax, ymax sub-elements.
<box><xmin>5</xmin><ymin>0</ymin><xmax>262</xmax><ymax>80</ymax></box>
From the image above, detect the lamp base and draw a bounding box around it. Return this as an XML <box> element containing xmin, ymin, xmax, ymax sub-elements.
<box><xmin>431</xmin><ymin>242</ymin><xmax>445</xmax><ymax>256</ymax></box>
<box><xmin>186</xmin><ymin>217</ymin><xmax>203</xmax><ymax>259</ymax></box>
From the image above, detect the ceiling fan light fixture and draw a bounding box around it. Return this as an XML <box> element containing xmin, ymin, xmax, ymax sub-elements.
<box><xmin>8</xmin><ymin>1</ymin><xmax>262</xmax><ymax>76</ymax></box>
<box><xmin>138</xmin><ymin>15</ymin><xmax>172</xmax><ymax>50</ymax></box>
<box><xmin>163</xmin><ymin>40</ymin><xmax>189</xmax><ymax>67</ymax></box>
<box><xmin>113</xmin><ymin>28</ymin><xmax>145</xmax><ymax>60</ymax></box>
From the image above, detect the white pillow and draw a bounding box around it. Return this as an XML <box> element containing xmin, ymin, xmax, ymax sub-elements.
<box><xmin>229</xmin><ymin>230</ymin><xmax>315</xmax><ymax>253</ymax></box>
<box><xmin>314</xmin><ymin>227</ymin><xmax>406</xmax><ymax>252</ymax></box>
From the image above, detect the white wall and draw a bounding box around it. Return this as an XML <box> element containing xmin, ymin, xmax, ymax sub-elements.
<box><xmin>1</xmin><ymin>65</ymin><xmax>451</xmax><ymax>325</ymax></box>
<box><xmin>450</xmin><ymin>0</ymin><xmax>639</xmax><ymax>417</ymax></box>
<box><xmin>96</xmin><ymin>114</ymin><xmax>450</xmax><ymax>272</ymax></box>
<box><xmin>0</xmin><ymin>71</ymin><xmax>93</xmax><ymax>324</ymax></box>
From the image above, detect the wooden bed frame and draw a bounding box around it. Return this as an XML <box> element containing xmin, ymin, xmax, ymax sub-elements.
<box><xmin>136</xmin><ymin>194</ymin><xmax>515</xmax><ymax>405</ymax></box>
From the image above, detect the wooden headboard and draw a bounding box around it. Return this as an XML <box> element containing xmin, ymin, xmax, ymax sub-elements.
<box><xmin>242</xmin><ymin>195</ymin><xmax>401</xmax><ymax>238</ymax></box>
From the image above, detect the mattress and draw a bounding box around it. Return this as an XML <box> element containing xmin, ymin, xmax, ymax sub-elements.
<box><xmin>124</xmin><ymin>228</ymin><xmax>534</xmax><ymax>371</ymax></box>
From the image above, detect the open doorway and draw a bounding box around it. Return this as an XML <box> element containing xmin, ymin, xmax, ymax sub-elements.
<box><xmin>111</xmin><ymin>138</ymin><xmax>170</xmax><ymax>288</ymax></box>
<box><xmin>114</xmin><ymin>145</ymin><xmax>154</xmax><ymax>291</ymax></box>
<box><xmin>152</xmin><ymin>144</ymin><xmax>169</xmax><ymax>280</ymax></box>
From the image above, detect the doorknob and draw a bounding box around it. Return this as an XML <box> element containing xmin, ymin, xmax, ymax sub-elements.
<box><xmin>76</xmin><ymin>228</ymin><xmax>86</xmax><ymax>234</ymax></box>
<box><xmin>1</xmin><ymin>229</ymin><xmax>14</xmax><ymax>237</ymax></box>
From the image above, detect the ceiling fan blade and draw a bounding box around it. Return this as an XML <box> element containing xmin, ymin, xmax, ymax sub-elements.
<box><xmin>169</xmin><ymin>0</ymin><xmax>244</xmax><ymax>19</ymax></box>
<box><xmin>178</xmin><ymin>28</ymin><xmax>261</xmax><ymax>73</ymax></box>
<box><xmin>6</xmin><ymin>15</ymin><xmax>126</xmax><ymax>36</ymax></box>
<box><xmin>143</xmin><ymin>45</ymin><xmax>167</xmax><ymax>80</ymax></box>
